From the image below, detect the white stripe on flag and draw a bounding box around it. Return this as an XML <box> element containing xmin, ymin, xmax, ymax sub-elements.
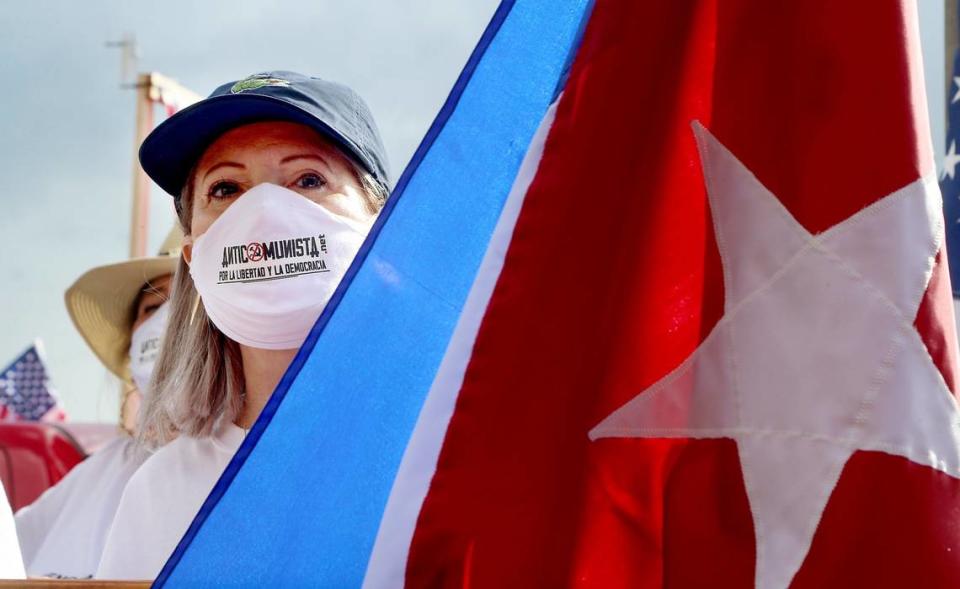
<box><xmin>362</xmin><ymin>99</ymin><xmax>561</xmax><ymax>588</ymax></box>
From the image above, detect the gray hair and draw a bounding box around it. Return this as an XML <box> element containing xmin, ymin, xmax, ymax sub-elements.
<box><xmin>139</xmin><ymin>160</ymin><xmax>388</xmax><ymax>446</ymax></box>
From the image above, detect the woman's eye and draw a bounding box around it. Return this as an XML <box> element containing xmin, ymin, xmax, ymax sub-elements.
<box><xmin>294</xmin><ymin>173</ymin><xmax>326</xmax><ymax>190</ymax></box>
<box><xmin>208</xmin><ymin>181</ymin><xmax>241</xmax><ymax>199</ymax></box>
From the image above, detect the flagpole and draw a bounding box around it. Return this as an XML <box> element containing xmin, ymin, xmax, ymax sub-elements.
<box><xmin>129</xmin><ymin>73</ymin><xmax>154</xmax><ymax>259</ymax></box>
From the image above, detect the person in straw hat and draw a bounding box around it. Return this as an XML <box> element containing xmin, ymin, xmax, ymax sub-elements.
<box><xmin>65</xmin><ymin>226</ymin><xmax>184</xmax><ymax>434</ymax></box>
<box><xmin>14</xmin><ymin>227</ymin><xmax>182</xmax><ymax>579</ymax></box>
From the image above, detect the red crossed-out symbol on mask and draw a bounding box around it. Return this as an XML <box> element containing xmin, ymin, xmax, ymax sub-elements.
<box><xmin>247</xmin><ymin>242</ymin><xmax>265</xmax><ymax>262</ymax></box>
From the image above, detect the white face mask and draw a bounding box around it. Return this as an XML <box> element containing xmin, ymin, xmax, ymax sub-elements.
<box><xmin>189</xmin><ymin>183</ymin><xmax>371</xmax><ymax>350</ymax></box>
<box><xmin>128</xmin><ymin>301</ymin><xmax>170</xmax><ymax>396</ymax></box>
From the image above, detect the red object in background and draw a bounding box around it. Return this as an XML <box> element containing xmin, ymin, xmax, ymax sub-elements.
<box><xmin>0</xmin><ymin>424</ymin><xmax>86</xmax><ymax>511</ymax></box>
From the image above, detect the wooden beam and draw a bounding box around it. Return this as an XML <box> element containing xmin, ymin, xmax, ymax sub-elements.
<box><xmin>128</xmin><ymin>73</ymin><xmax>154</xmax><ymax>259</ymax></box>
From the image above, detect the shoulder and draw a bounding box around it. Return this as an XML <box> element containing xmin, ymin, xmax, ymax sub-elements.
<box><xmin>16</xmin><ymin>436</ymin><xmax>148</xmax><ymax>578</ymax></box>
<box><xmin>133</xmin><ymin>432</ymin><xmax>222</xmax><ymax>481</ymax></box>
<box><xmin>119</xmin><ymin>429</ymin><xmax>238</xmax><ymax>506</ymax></box>
<box><xmin>16</xmin><ymin>435</ymin><xmax>145</xmax><ymax>523</ymax></box>
<box><xmin>84</xmin><ymin>436</ymin><xmax>150</xmax><ymax>476</ymax></box>
<box><xmin>95</xmin><ymin>430</ymin><xmax>241</xmax><ymax>580</ymax></box>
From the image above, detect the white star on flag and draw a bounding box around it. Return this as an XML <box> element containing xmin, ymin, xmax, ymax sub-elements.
<box><xmin>944</xmin><ymin>140</ymin><xmax>960</xmax><ymax>181</ymax></box>
<box><xmin>590</xmin><ymin>122</ymin><xmax>960</xmax><ymax>589</ymax></box>
<box><xmin>952</xmin><ymin>76</ymin><xmax>960</xmax><ymax>104</ymax></box>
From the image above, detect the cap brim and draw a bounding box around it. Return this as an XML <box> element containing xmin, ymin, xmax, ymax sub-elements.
<box><xmin>140</xmin><ymin>93</ymin><xmax>370</xmax><ymax>197</ymax></box>
<box><xmin>65</xmin><ymin>256</ymin><xmax>179</xmax><ymax>380</ymax></box>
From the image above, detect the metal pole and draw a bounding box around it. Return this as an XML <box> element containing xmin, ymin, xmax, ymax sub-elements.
<box><xmin>129</xmin><ymin>73</ymin><xmax>154</xmax><ymax>259</ymax></box>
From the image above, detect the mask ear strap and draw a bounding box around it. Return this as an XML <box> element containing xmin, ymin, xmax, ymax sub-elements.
<box><xmin>189</xmin><ymin>293</ymin><xmax>202</xmax><ymax>326</ymax></box>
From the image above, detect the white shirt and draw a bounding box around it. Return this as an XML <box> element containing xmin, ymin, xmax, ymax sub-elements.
<box><xmin>95</xmin><ymin>423</ymin><xmax>244</xmax><ymax>580</ymax></box>
<box><xmin>0</xmin><ymin>480</ymin><xmax>25</xmax><ymax>580</ymax></box>
<box><xmin>15</xmin><ymin>435</ymin><xmax>148</xmax><ymax>578</ymax></box>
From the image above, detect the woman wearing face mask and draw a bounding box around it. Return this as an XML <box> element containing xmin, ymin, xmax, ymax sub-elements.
<box><xmin>14</xmin><ymin>228</ymin><xmax>180</xmax><ymax>578</ymax></box>
<box><xmin>95</xmin><ymin>71</ymin><xmax>390</xmax><ymax>580</ymax></box>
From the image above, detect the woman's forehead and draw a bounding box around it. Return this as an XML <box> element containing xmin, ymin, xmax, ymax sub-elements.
<box><xmin>197</xmin><ymin>122</ymin><xmax>343</xmax><ymax>169</ymax></box>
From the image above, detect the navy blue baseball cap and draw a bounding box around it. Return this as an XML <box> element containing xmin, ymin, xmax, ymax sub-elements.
<box><xmin>139</xmin><ymin>71</ymin><xmax>390</xmax><ymax>202</ymax></box>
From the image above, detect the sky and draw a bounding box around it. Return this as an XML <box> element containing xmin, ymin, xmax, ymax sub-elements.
<box><xmin>0</xmin><ymin>2</ymin><xmax>948</xmax><ymax>422</ymax></box>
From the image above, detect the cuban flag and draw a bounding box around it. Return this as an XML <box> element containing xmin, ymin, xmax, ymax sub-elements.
<box><xmin>158</xmin><ymin>1</ymin><xmax>960</xmax><ymax>587</ymax></box>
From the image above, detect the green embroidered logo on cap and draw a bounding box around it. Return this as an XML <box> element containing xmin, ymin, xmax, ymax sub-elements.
<box><xmin>230</xmin><ymin>74</ymin><xmax>291</xmax><ymax>94</ymax></box>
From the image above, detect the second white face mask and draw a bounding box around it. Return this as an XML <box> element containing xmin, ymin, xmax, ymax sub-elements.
<box><xmin>189</xmin><ymin>183</ymin><xmax>371</xmax><ymax>350</ymax></box>
<box><xmin>128</xmin><ymin>301</ymin><xmax>170</xmax><ymax>396</ymax></box>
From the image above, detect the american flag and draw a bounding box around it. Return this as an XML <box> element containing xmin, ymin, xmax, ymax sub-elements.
<box><xmin>942</xmin><ymin>10</ymin><xmax>960</xmax><ymax>297</ymax></box>
<box><xmin>0</xmin><ymin>342</ymin><xmax>66</xmax><ymax>422</ymax></box>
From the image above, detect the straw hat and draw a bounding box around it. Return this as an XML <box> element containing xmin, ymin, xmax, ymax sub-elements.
<box><xmin>65</xmin><ymin>226</ymin><xmax>183</xmax><ymax>381</ymax></box>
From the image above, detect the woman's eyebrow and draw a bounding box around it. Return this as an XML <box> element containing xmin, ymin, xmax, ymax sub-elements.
<box><xmin>280</xmin><ymin>154</ymin><xmax>332</xmax><ymax>167</ymax></box>
<box><xmin>202</xmin><ymin>161</ymin><xmax>245</xmax><ymax>181</ymax></box>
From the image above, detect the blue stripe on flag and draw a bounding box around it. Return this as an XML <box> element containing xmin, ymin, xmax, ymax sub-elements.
<box><xmin>156</xmin><ymin>0</ymin><xmax>593</xmax><ymax>586</ymax></box>
<box><xmin>943</xmin><ymin>43</ymin><xmax>960</xmax><ymax>297</ymax></box>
